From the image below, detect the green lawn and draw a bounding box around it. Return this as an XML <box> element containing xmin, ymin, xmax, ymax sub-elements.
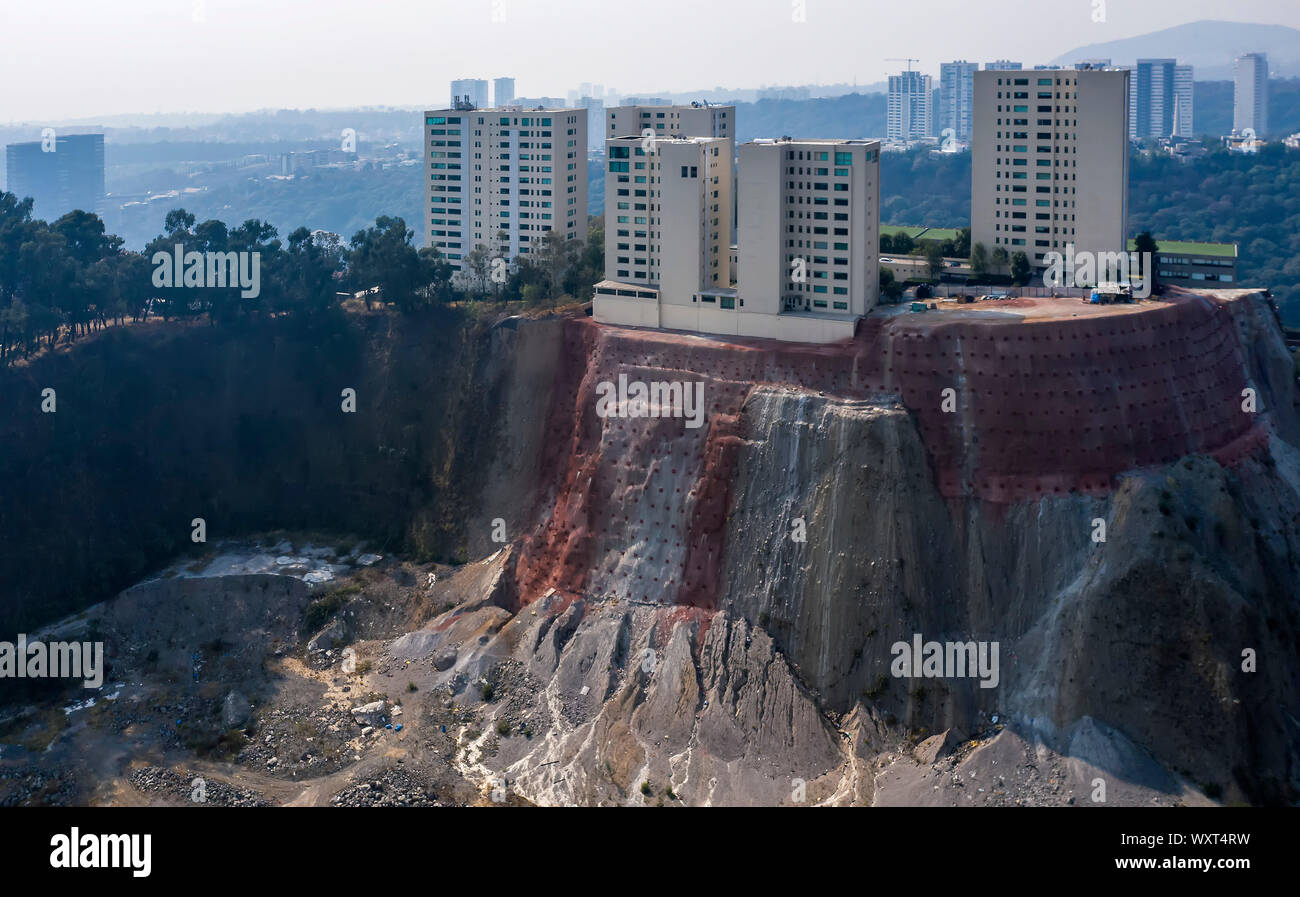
<box><xmin>882</xmin><ymin>224</ymin><xmax>961</xmax><ymax>242</ymax></box>
<box><xmin>1128</xmin><ymin>238</ymin><xmax>1236</xmax><ymax>258</ymax></box>
<box><xmin>880</xmin><ymin>224</ymin><xmax>928</xmax><ymax>238</ymax></box>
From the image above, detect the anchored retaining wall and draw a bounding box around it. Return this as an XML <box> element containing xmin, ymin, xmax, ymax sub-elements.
<box><xmin>513</xmin><ymin>290</ymin><xmax>1274</xmax><ymax>608</ymax></box>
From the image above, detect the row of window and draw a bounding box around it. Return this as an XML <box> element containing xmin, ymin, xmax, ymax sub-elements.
<box><xmin>784</xmin><ymin>149</ymin><xmax>866</xmax><ymax>164</ymax></box>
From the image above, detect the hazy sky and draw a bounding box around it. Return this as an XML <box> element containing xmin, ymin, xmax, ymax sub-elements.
<box><xmin>3</xmin><ymin>0</ymin><xmax>1298</xmax><ymax>123</ymax></box>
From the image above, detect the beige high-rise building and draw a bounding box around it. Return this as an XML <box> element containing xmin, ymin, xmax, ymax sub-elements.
<box><xmin>595</xmin><ymin>134</ymin><xmax>732</xmax><ymax>326</ymax></box>
<box><xmin>423</xmin><ymin>106</ymin><xmax>587</xmax><ymax>269</ymax></box>
<box><xmin>738</xmin><ymin>138</ymin><xmax>880</xmax><ymax>319</ymax></box>
<box><xmin>594</xmin><ymin>136</ymin><xmax>879</xmax><ymax>343</ymax></box>
<box><xmin>971</xmin><ymin>67</ymin><xmax>1129</xmax><ymax>272</ymax></box>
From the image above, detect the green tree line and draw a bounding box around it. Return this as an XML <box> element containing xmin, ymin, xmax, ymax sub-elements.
<box><xmin>0</xmin><ymin>192</ymin><xmax>604</xmax><ymax>364</ymax></box>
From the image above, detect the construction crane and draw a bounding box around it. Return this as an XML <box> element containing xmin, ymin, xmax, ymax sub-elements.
<box><xmin>887</xmin><ymin>57</ymin><xmax>920</xmax><ymax>72</ymax></box>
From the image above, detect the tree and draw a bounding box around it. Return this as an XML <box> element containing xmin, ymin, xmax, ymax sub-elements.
<box><xmin>279</xmin><ymin>227</ymin><xmax>345</xmax><ymax>317</ymax></box>
<box><xmin>924</xmin><ymin>241</ymin><xmax>945</xmax><ymax>282</ymax></box>
<box><xmin>536</xmin><ymin>229</ymin><xmax>580</xmax><ymax>299</ymax></box>
<box><xmin>416</xmin><ymin>246</ymin><xmax>455</xmax><ymax>305</ymax></box>
<box><xmin>462</xmin><ymin>244</ymin><xmax>493</xmax><ymax>299</ymax></box>
<box><xmin>991</xmin><ymin>246</ymin><xmax>1009</xmax><ymax>274</ymax></box>
<box><xmin>1133</xmin><ymin>231</ymin><xmax>1160</xmax><ymax>295</ymax></box>
<box><xmin>1010</xmin><ymin>251</ymin><xmax>1032</xmax><ymax>286</ymax></box>
<box><xmin>163</xmin><ymin>208</ymin><xmax>196</xmax><ymax>239</ymax></box>
<box><xmin>970</xmin><ymin>242</ymin><xmax>989</xmax><ymax>279</ymax></box>
<box><xmin>348</xmin><ymin>216</ymin><xmax>425</xmax><ymax>312</ymax></box>
<box><xmin>952</xmin><ymin>227</ymin><xmax>971</xmax><ymax>259</ymax></box>
<box><xmin>879</xmin><ymin>267</ymin><xmax>902</xmax><ymax>303</ymax></box>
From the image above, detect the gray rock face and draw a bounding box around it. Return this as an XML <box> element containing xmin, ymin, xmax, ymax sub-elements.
<box><xmin>715</xmin><ymin>382</ymin><xmax>1300</xmax><ymax>805</ymax></box>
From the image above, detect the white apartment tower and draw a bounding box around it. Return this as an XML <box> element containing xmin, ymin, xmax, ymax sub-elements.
<box><xmin>596</xmin><ymin>135</ymin><xmax>732</xmax><ymax>321</ymax></box>
<box><xmin>593</xmin><ymin>136</ymin><xmax>880</xmax><ymax>343</ymax></box>
<box><xmin>423</xmin><ymin>107</ymin><xmax>588</xmax><ymax>268</ymax></box>
<box><xmin>1233</xmin><ymin>53</ymin><xmax>1269</xmax><ymax>136</ymax></box>
<box><xmin>971</xmin><ymin>67</ymin><xmax>1129</xmax><ymax>272</ymax></box>
<box><xmin>887</xmin><ymin>71</ymin><xmax>934</xmax><ymax>141</ymax></box>
<box><xmin>738</xmin><ymin>138</ymin><xmax>880</xmax><ymax>319</ymax></box>
<box><xmin>939</xmin><ymin>61</ymin><xmax>978</xmax><ymax>143</ymax></box>
<box><xmin>450</xmin><ymin>78</ymin><xmax>490</xmax><ymax>109</ymax></box>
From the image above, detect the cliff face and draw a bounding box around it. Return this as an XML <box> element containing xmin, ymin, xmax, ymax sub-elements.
<box><xmin>464</xmin><ymin>289</ymin><xmax>1299</xmax><ymax>804</ymax></box>
<box><xmin>0</xmin><ymin>309</ymin><xmax>512</xmax><ymax>631</ymax></box>
<box><xmin>715</xmin><ymin>390</ymin><xmax>1300</xmax><ymax>803</ymax></box>
<box><xmin>4</xmin><ymin>290</ymin><xmax>1299</xmax><ymax>804</ymax></box>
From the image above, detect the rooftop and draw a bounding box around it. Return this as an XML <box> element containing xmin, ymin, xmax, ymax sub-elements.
<box><xmin>747</xmin><ymin>137</ymin><xmax>881</xmax><ymax>146</ymax></box>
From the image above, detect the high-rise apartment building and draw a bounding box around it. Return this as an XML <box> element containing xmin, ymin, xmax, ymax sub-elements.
<box><xmin>971</xmin><ymin>67</ymin><xmax>1129</xmax><ymax>271</ymax></box>
<box><xmin>493</xmin><ymin>77</ymin><xmax>515</xmax><ymax>106</ymax></box>
<box><xmin>1127</xmin><ymin>59</ymin><xmax>1194</xmax><ymax>139</ymax></box>
<box><xmin>593</xmin><ymin>135</ymin><xmax>879</xmax><ymax>343</ymax></box>
<box><xmin>450</xmin><ymin>78</ymin><xmax>490</xmax><ymax>109</ymax></box>
<box><xmin>605</xmin><ymin>104</ymin><xmax>733</xmax><ymax>151</ymax></box>
<box><xmin>4</xmin><ymin>133</ymin><xmax>105</xmax><ymax>221</ymax></box>
<box><xmin>1233</xmin><ymin>53</ymin><xmax>1269</xmax><ymax>136</ymax></box>
<box><xmin>887</xmin><ymin>71</ymin><xmax>934</xmax><ymax>141</ymax></box>
<box><xmin>737</xmin><ymin>138</ymin><xmax>880</xmax><ymax>319</ymax></box>
<box><xmin>423</xmin><ymin>106</ymin><xmax>587</xmax><ymax>268</ymax></box>
<box><xmin>985</xmin><ymin>60</ymin><xmax>1022</xmax><ymax>71</ymax></box>
<box><xmin>595</xmin><ymin>135</ymin><xmax>732</xmax><ymax>321</ymax></box>
<box><xmin>939</xmin><ymin>61</ymin><xmax>978</xmax><ymax>142</ymax></box>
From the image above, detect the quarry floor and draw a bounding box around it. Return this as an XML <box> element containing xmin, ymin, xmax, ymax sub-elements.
<box><xmin>0</xmin><ymin>536</ymin><xmax>1223</xmax><ymax>807</ymax></box>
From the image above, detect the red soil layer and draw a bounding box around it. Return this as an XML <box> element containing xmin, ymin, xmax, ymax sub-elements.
<box><xmin>513</xmin><ymin>291</ymin><xmax>1266</xmax><ymax>609</ymax></box>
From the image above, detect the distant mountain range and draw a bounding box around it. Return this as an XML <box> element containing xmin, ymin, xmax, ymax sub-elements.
<box><xmin>1055</xmin><ymin>20</ymin><xmax>1300</xmax><ymax>78</ymax></box>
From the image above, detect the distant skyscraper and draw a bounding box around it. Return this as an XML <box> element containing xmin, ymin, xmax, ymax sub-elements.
<box><xmin>939</xmin><ymin>61</ymin><xmax>977</xmax><ymax>142</ymax></box>
<box><xmin>493</xmin><ymin>77</ymin><xmax>515</xmax><ymax>106</ymax></box>
<box><xmin>1174</xmin><ymin>65</ymin><xmax>1194</xmax><ymax>137</ymax></box>
<box><xmin>450</xmin><ymin>78</ymin><xmax>489</xmax><ymax>109</ymax></box>
<box><xmin>4</xmin><ymin>133</ymin><xmax>105</xmax><ymax>221</ymax></box>
<box><xmin>984</xmin><ymin>60</ymin><xmax>1022</xmax><ymax>71</ymax></box>
<box><xmin>1233</xmin><ymin>53</ymin><xmax>1269</xmax><ymax>136</ymax></box>
<box><xmin>1127</xmin><ymin>59</ymin><xmax>1193</xmax><ymax>139</ymax></box>
<box><xmin>887</xmin><ymin>70</ymin><xmax>933</xmax><ymax>140</ymax></box>
<box><xmin>577</xmin><ymin>95</ymin><xmax>605</xmax><ymax>150</ymax></box>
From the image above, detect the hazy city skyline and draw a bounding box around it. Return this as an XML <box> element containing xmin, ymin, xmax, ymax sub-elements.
<box><xmin>3</xmin><ymin>0</ymin><xmax>1299</xmax><ymax>123</ymax></box>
